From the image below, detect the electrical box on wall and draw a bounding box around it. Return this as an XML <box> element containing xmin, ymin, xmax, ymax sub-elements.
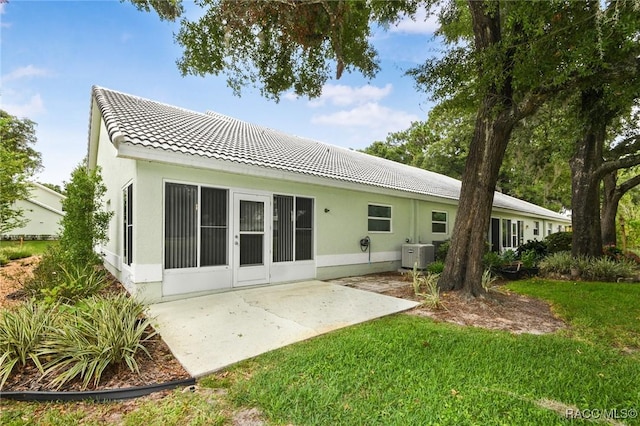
<box><xmin>401</xmin><ymin>244</ymin><xmax>435</xmax><ymax>269</ymax></box>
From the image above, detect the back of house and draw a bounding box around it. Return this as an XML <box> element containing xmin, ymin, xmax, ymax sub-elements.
<box><xmin>88</xmin><ymin>86</ymin><xmax>570</xmax><ymax>303</ymax></box>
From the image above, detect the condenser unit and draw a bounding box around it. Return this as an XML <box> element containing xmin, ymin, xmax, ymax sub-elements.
<box><xmin>401</xmin><ymin>243</ymin><xmax>435</xmax><ymax>269</ymax></box>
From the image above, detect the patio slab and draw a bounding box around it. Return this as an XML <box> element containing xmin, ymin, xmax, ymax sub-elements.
<box><xmin>148</xmin><ymin>280</ymin><xmax>419</xmax><ymax>377</ymax></box>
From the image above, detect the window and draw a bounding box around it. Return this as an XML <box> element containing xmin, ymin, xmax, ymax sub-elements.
<box><xmin>273</xmin><ymin>195</ymin><xmax>313</xmax><ymax>262</ymax></box>
<box><xmin>533</xmin><ymin>221</ymin><xmax>540</xmax><ymax>236</ymax></box>
<box><xmin>432</xmin><ymin>211</ymin><xmax>448</xmax><ymax>234</ymax></box>
<box><xmin>165</xmin><ymin>183</ymin><xmax>228</xmax><ymax>269</ymax></box>
<box><xmin>517</xmin><ymin>220</ymin><xmax>524</xmax><ymax>246</ymax></box>
<box><xmin>123</xmin><ymin>184</ymin><xmax>133</xmax><ymax>266</ymax></box>
<box><xmin>200</xmin><ymin>187</ymin><xmax>228</xmax><ymax>266</ymax></box>
<box><xmin>368</xmin><ymin>204</ymin><xmax>391</xmax><ymax>232</ymax></box>
<box><xmin>547</xmin><ymin>222</ymin><xmax>552</xmax><ymax>236</ymax></box>
<box><xmin>502</xmin><ymin>219</ymin><xmax>512</xmax><ymax>248</ymax></box>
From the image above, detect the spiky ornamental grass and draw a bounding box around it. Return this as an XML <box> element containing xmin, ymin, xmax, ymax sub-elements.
<box><xmin>0</xmin><ymin>301</ymin><xmax>54</xmax><ymax>388</ymax></box>
<box><xmin>40</xmin><ymin>293</ymin><xmax>154</xmax><ymax>390</ymax></box>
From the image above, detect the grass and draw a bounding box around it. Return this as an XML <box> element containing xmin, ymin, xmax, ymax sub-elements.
<box><xmin>507</xmin><ymin>279</ymin><xmax>640</xmax><ymax>349</ymax></box>
<box><xmin>0</xmin><ymin>240</ymin><xmax>57</xmax><ymax>257</ymax></box>
<box><xmin>225</xmin><ymin>317</ymin><xmax>640</xmax><ymax>425</ymax></box>
<box><xmin>2</xmin><ymin>279</ymin><xmax>640</xmax><ymax>425</ymax></box>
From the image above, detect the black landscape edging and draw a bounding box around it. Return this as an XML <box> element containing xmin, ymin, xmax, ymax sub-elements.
<box><xmin>0</xmin><ymin>377</ymin><xmax>196</xmax><ymax>402</ymax></box>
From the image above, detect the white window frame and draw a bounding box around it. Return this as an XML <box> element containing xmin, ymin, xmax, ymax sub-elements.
<box><xmin>431</xmin><ymin>210</ymin><xmax>448</xmax><ymax>234</ymax></box>
<box><xmin>367</xmin><ymin>203</ymin><xmax>392</xmax><ymax>233</ymax></box>
<box><xmin>163</xmin><ymin>180</ymin><xmax>229</xmax><ymax>270</ymax></box>
<box><xmin>533</xmin><ymin>221</ymin><xmax>540</xmax><ymax>236</ymax></box>
<box><xmin>122</xmin><ymin>182</ymin><xmax>133</xmax><ymax>267</ymax></box>
<box><xmin>273</xmin><ymin>194</ymin><xmax>314</xmax><ymax>263</ymax></box>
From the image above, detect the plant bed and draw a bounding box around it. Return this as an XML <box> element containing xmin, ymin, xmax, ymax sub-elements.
<box><xmin>0</xmin><ymin>258</ymin><xmax>192</xmax><ymax>398</ymax></box>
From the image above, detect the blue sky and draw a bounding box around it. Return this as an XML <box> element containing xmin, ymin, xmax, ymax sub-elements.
<box><xmin>1</xmin><ymin>1</ymin><xmax>440</xmax><ymax>186</ymax></box>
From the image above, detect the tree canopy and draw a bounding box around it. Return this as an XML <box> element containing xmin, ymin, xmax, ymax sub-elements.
<box><xmin>0</xmin><ymin>110</ymin><xmax>42</xmax><ymax>235</ymax></box>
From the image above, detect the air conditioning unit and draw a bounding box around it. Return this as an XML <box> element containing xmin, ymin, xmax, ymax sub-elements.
<box><xmin>401</xmin><ymin>244</ymin><xmax>435</xmax><ymax>269</ymax></box>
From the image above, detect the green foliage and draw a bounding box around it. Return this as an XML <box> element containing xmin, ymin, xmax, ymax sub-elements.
<box><xmin>40</xmin><ymin>264</ymin><xmax>108</xmax><ymax>305</ymax></box>
<box><xmin>59</xmin><ymin>165</ymin><xmax>113</xmax><ymax>267</ymax></box>
<box><xmin>174</xmin><ymin>1</ymin><xmax>408</xmax><ymax>100</ymax></box>
<box><xmin>0</xmin><ymin>110</ymin><xmax>42</xmax><ymax>235</ymax></box>
<box><xmin>543</xmin><ymin>231</ymin><xmax>572</xmax><ymax>254</ymax></box>
<box><xmin>426</xmin><ymin>260</ymin><xmax>445</xmax><ymax>274</ymax></box>
<box><xmin>539</xmin><ymin>252</ymin><xmax>581</xmax><ymax>276</ymax></box>
<box><xmin>602</xmin><ymin>244</ymin><xmax>624</xmax><ymax>261</ymax></box>
<box><xmin>0</xmin><ymin>246</ymin><xmax>33</xmax><ymax>262</ymax></box>
<box><xmin>411</xmin><ymin>263</ymin><xmax>442</xmax><ymax>309</ymax></box>
<box><xmin>0</xmin><ymin>301</ymin><xmax>53</xmax><ymax>388</ymax></box>
<box><xmin>582</xmin><ymin>258</ymin><xmax>636</xmax><ymax>282</ymax></box>
<box><xmin>482</xmin><ymin>251</ymin><xmax>503</xmax><ymax>273</ymax></box>
<box><xmin>508</xmin><ymin>279</ymin><xmax>640</xmax><ymax>349</ymax></box>
<box><xmin>501</xmin><ymin>249</ymin><xmax>517</xmax><ymax>264</ymax></box>
<box><xmin>40</xmin><ymin>293</ymin><xmax>154</xmax><ymax>390</ymax></box>
<box><xmin>516</xmin><ymin>239</ymin><xmax>548</xmax><ymax>261</ymax></box>
<box><xmin>540</xmin><ymin>252</ymin><xmax>636</xmax><ymax>282</ymax></box>
<box><xmin>519</xmin><ymin>250</ymin><xmax>538</xmax><ymax>269</ymax></box>
<box><xmin>24</xmin><ymin>245</ymin><xmax>108</xmax><ymax>304</ymax></box>
<box><xmin>481</xmin><ymin>269</ymin><xmax>498</xmax><ymax>292</ymax></box>
<box><xmin>435</xmin><ymin>240</ymin><xmax>450</xmax><ymax>262</ymax></box>
<box><xmin>229</xmin><ymin>315</ymin><xmax>640</xmax><ymax>425</ymax></box>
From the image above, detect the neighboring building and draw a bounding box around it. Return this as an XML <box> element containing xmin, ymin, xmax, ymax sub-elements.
<box><xmin>1</xmin><ymin>182</ymin><xmax>65</xmax><ymax>240</ymax></box>
<box><xmin>87</xmin><ymin>86</ymin><xmax>570</xmax><ymax>303</ymax></box>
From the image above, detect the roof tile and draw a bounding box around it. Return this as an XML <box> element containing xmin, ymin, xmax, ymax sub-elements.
<box><xmin>92</xmin><ymin>86</ymin><xmax>567</xmax><ymax>221</ymax></box>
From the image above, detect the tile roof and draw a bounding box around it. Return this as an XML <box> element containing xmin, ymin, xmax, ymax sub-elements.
<box><xmin>92</xmin><ymin>86</ymin><xmax>568</xmax><ymax>221</ymax></box>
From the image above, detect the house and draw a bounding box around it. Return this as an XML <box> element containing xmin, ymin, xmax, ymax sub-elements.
<box><xmin>87</xmin><ymin>86</ymin><xmax>570</xmax><ymax>303</ymax></box>
<box><xmin>1</xmin><ymin>182</ymin><xmax>65</xmax><ymax>240</ymax></box>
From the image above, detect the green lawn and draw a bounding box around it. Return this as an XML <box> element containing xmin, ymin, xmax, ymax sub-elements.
<box><xmin>2</xmin><ymin>279</ymin><xmax>639</xmax><ymax>425</ymax></box>
<box><xmin>507</xmin><ymin>279</ymin><xmax>640</xmax><ymax>349</ymax></box>
<box><xmin>0</xmin><ymin>240</ymin><xmax>57</xmax><ymax>256</ymax></box>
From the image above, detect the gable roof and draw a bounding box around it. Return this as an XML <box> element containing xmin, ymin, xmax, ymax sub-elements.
<box><xmin>91</xmin><ymin>86</ymin><xmax>568</xmax><ymax>221</ymax></box>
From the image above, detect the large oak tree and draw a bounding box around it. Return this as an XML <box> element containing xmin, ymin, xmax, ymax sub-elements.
<box><xmin>135</xmin><ymin>0</ymin><xmax>634</xmax><ymax>295</ymax></box>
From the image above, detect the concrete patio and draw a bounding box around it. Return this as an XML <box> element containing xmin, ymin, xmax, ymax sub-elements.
<box><xmin>148</xmin><ymin>280</ymin><xmax>419</xmax><ymax>377</ymax></box>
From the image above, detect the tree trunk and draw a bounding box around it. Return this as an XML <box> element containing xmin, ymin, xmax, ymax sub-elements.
<box><xmin>438</xmin><ymin>102</ymin><xmax>517</xmax><ymax>295</ymax></box>
<box><xmin>601</xmin><ymin>171</ymin><xmax>620</xmax><ymax>247</ymax></box>
<box><xmin>438</xmin><ymin>1</ymin><xmax>519</xmax><ymax>296</ymax></box>
<box><xmin>601</xmin><ymin>171</ymin><xmax>640</xmax><ymax>247</ymax></box>
<box><xmin>570</xmin><ymin>89</ymin><xmax>605</xmax><ymax>258</ymax></box>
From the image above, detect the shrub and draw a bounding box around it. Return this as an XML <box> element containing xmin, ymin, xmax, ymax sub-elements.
<box><xmin>58</xmin><ymin>165</ymin><xmax>113</xmax><ymax>267</ymax></box>
<box><xmin>0</xmin><ymin>252</ymin><xmax>8</xmax><ymax>266</ymax></box>
<box><xmin>516</xmin><ymin>239</ymin><xmax>548</xmax><ymax>260</ymax></box>
<box><xmin>519</xmin><ymin>250</ymin><xmax>538</xmax><ymax>269</ymax></box>
<box><xmin>0</xmin><ymin>301</ymin><xmax>54</xmax><ymax>388</ymax></box>
<box><xmin>24</xmin><ymin>246</ymin><xmax>107</xmax><ymax>304</ymax></box>
<box><xmin>540</xmin><ymin>252</ymin><xmax>636</xmax><ymax>282</ymax></box>
<box><xmin>602</xmin><ymin>244</ymin><xmax>623</xmax><ymax>261</ymax></box>
<box><xmin>23</xmin><ymin>245</ymin><xmax>65</xmax><ymax>297</ymax></box>
<box><xmin>427</xmin><ymin>260</ymin><xmax>445</xmax><ymax>274</ymax></box>
<box><xmin>435</xmin><ymin>241</ymin><xmax>450</xmax><ymax>262</ymax></box>
<box><xmin>582</xmin><ymin>257</ymin><xmax>636</xmax><ymax>282</ymax></box>
<box><xmin>41</xmin><ymin>293</ymin><xmax>154</xmax><ymax>390</ymax></box>
<box><xmin>544</xmin><ymin>231</ymin><xmax>572</xmax><ymax>254</ymax></box>
<box><xmin>481</xmin><ymin>269</ymin><xmax>498</xmax><ymax>292</ymax></box>
<box><xmin>539</xmin><ymin>251</ymin><xmax>575</xmax><ymax>276</ymax></box>
<box><xmin>501</xmin><ymin>249</ymin><xmax>517</xmax><ymax>264</ymax></box>
<box><xmin>482</xmin><ymin>251</ymin><xmax>503</xmax><ymax>273</ymax></box>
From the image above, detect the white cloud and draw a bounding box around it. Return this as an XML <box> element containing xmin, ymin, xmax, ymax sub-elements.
<box><xmin>2</xmin><ymin>65</ymin><xmax>51</xmax><ymax>82</ymax></box>
<box><xmin>311</xmin><ymin>102</ymin><xmax>418</xmax><ymax>131</ymax></box>
<box><xmin>390</xmin><ymin>6</ymin><xmax>440</xmax><ymax>35</ymax></box>
<box><xmin>308</xmin><ymin>83</ymin><xmax>393</xmax><ymax>107</ymax></box>
<box><xmin>2</xmin><ymin>93</ymin><xmax>46</xmax><ymax>117</ymax></box>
